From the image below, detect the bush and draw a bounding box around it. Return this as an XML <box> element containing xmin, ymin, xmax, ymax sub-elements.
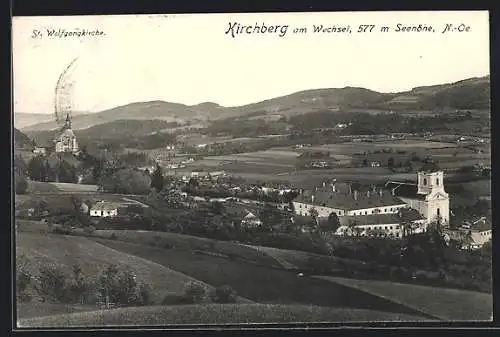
<box><xmin>36</xmin><ymin>264</ymin><xmax>70</xmax><ymax>302</ymax></box>
<box><xmin>211</xmin><ymin>285</ymin><xmax>238</xmax><ymax>303</ymax></box>
<box><xmin>137</xmin><ymin>284</ymin><xmax>153</xmax><ymax>306</ymax></box>
<box><xmin>96</xmin><ymin>264</ymin><xmax>151</xmax><ymax>307</ymax></box>
<box><xmin>16</xmin><ymin>255</ymin><xmax>32</xmax><ymax>302</ymax></box>
<box><xmin>66</xmin><ymin>264</ymin><xmax>93</xmax><ymax>304</ymax></box>
<box><xmin>83</xmin><ymin>225</ymin><xmax>96</xmax><ymax>235</ymax></box>
<box><xmin>183</xmin><ymin>281</ymin><xmax>209</xmax><ymax>304</ymax></box>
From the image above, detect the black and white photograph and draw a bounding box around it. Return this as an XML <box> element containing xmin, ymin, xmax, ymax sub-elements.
<box><xmin>12</xmin><ymin>11</ymin><xmax>492</xmax><ymax>328</ymax></box>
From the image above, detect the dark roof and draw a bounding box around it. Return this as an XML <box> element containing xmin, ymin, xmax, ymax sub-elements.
<box><xmin>466</xmin><ymin>217</ymin><xmax>492</xmax><ymax>232</ymax></box>
<box><xmin>385</xmin><ymin>181</ymin><xmax>426</xmax><ymax>200</ymax></box>
<box><xmin>420</xmin><ymin>161</ymin><xmax>441</xmax><ymax>172</ymax></box>
<box><xmin>340</xmin><ymin>209</ymin><xmax>425</xmax><ymax>226</ymax></box>
<box><xmin>293</xmin><ymin>186</ymin><xmax>406</xmax><ymax>211</ymax></box>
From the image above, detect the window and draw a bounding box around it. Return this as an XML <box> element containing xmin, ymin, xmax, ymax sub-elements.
<box><xmin>437</xmin><ymin>208</ymin><xmax>440</xmax><ymax>216</ymax></box>
<box><xmin>436</xmin><ymin>178</ymin><xmax>439</xmax><ymax>186</ymax></box>
<box><xmin>423</xmin><ymin>178</ymin><xmax>427</xmax><ymax>185</ymax></box>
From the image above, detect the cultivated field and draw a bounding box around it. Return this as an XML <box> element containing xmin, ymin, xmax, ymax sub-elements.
<box><xmin>16</xmin><ymin>232</ymin><xmax>209</xmax><ymax>305</ymax></box>
<box><xmin>28</xmin><ymin>181</ymin><xmax>99</xmax><ymax>194</ymax></box>
<box><xmin>92</xmin><ymin>238</ymin><xmax>428</xmax><ymax>317</ymax></box>
<box><xmin>17</xmin><ymin>303</ymin><xmax>428</xmax><ymax>327</ymax></box>
<box><xmin>244</xmin><ymin>245</ymin><xmax>348</xmax><ymax>272</ymax></box>
<box><xmin>27</xmin><ymin>181</ymin><xmax>61</xmax><ymax>193</ymax></box>
<box><xmin>315</xmin><ymin>276</ymin><xmax>493</xmax><ymax>321</ymax></box>
<box><xmin>48</xmin><ymin>182</ymin><xmax>99</xmax><ymax>193</ymax></box>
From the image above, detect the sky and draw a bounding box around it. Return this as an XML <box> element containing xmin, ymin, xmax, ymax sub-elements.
<box><xmin>12</xmin><ymin>11</ymin><xmax>490</xmax><ymax>114</ymax></box>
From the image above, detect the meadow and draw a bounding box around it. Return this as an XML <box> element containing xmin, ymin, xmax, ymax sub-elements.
<box><xmin>87</xmin><ymin>230</ymin><xmax>282</xmax><ymax>268</ymax></box>
<box><xmin>27</xmin><ymin>181</ymin><xmax>99</xmax><ymax>194</ymax></box>
<box><xmin>17</xmin><ymin>303</ymin><xmax>428</xmax><ymax>328</ymax></box>
<box><xmin>17</xmin><ymin>302</ymin><xmax>97</xmax><ymax>320</ymax></box>
<box><xmin>314</xmin><ymin>276</ymin><xmax>493</xmax><ymax>321</ymax></box>
<box><xmin>16</xmin><ymin>232</ymin><xmax>207</xmax><ymax>305</ymax></box>
<box><xmin>91</xmin><ymin>238</ymin><xmax>428</xmax><ymax>317</ymax></box>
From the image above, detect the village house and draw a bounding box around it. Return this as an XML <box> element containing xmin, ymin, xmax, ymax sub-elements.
<box><xmin>447</xmin><ymin>216</ymin><xmax>492</xmax><ymax>250</ymax></box>
<box><xmin>33</xmin><ymin>147</ymin><xmax>47</xmax><ymax>155</ymax></box>
<box><xmin>240</xmin><ymin>211</ymin><xmax>263</xmax><ymax>230</ymax></box>
<box><xmin>89</xmin><ymin>201</ymin><xmax>121</xmax><ymax>218</ymax></box>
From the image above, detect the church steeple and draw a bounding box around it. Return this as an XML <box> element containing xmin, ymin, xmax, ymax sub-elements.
<box><xmin>65</xmin><ymin>113</ymin><xmax>72</xmax><ymax>129</ymax></box>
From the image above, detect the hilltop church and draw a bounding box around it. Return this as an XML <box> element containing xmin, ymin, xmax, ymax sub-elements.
<box><xmin>54</xmin><ymin>113</ymin><xmax>79</xmax><ymax>154</ymax></box>
<box><xmin>292</xmin><ymin>162</ymin><xmax>450</xmax><ymax>238</ymax></box>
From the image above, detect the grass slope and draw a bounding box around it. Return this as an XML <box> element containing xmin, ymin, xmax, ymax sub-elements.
<box><xmin>92</xmin><ymin>239</ymin><xmax>428</xmax><ymax>318</ymax></box>
<box><xmin>16</xmin><ymin>232</ymin><xmax>209</xmax><ymax>304</ymax></box>
<box><xmin>315</xmin><ymin>276</ymin><xmax>492</xmax><ymax>321</ymax></box>
<box><xmin>17</xmin><ymin>302</ymin><xmax>97</xmax><ymax>320</ymax></box>
<box><xmin>17</xmin><ymin>303</ymin><xmax>429</xmax><ymax>327</ymax></box>
<box><xmin>91</xmin><ymin>230</ymin><xmax>282</xmax><ymax>268</ymax></box>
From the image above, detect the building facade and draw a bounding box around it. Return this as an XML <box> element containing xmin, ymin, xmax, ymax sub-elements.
<box><xmin>54</xmin><ymin>113</ymin><xmax>79</xmax><ymax>154</ymax></box>
<box><xmin>386</xmin><ymin>164</ymin><xmax>450</xmax><ymax>225</ymax></box>
<box><xmin>292</xmin><ymin>164</ymin><xmax>450</xmax><ymax>238</ymax></box>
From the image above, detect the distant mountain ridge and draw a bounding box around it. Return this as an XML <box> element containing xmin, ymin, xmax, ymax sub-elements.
<box><xmin>18</xmin><ymin>75</ymin><xmax>490</xmax><ymax>132</ymax></box>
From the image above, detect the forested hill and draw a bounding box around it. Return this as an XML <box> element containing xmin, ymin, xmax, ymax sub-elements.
<box><xmin>20</xmin><ymin>75</ymin><xmax>489</xmax><ymax>133</ymax></box>
<box><xmin>14</xmin><ymin>128</ymin><xmax>34</xmax><ymax>149</ymax></box>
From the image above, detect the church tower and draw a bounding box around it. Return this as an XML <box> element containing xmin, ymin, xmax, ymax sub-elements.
<box><xmin>64</xmin><ymin>113</ymin><xmax>72</xmax><ymax>129</ymax></box>
<box><xmin>417</xmin><ymin>162</ymin><xmax>449</xmax><ymax>226</ymax></box>
<box><xmin>417</xmin><ymin>165</ymin><xmax>445</xmax><ymax>195</ymax></box>
<box><xmin>54</xmin><ymin>113</ymin><xmax>79</xmax><ymax>154</ymax></box>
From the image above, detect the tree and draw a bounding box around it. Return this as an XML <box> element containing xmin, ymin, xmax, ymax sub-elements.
<box><xmin>326</xmin><ymin>212</ymin><xmax>340</xmax><ymax>233</ymax></box>
<box><xmin>150</xmin><ymin>163</ymin><xmax>164</xmax><ymax>192</ymax></box>
<box><xmin>387</xmin><ymin>157</ymin><xmax>395</xmax><ymax>170</ymax></box>
<box><xmin>461</xmin><ymin>230</ymin><xmax>474</xmax><ymax>250</ymax></box>
<box><xmin>96</xmin><ymin>264</ymin><xmax>150</xmax><ymax>308</ymax></box>
<box><xmin>183</xmin><ymin>281</ymin><xmax>208</xmax><ymax>303</ymax></box>
<box><xmin>309</xmin><ymin>207</ymin><xmax>319</xmax><ymax>223</ymax></box>
<box><xmin>209</xmin><ymin>201</ymin><xmax>226</xmax><ymax>215</ymax></box>
<box><xmin>67</xmin><ymin>264</ymin><xmax>92</xmax><ymax>304</ymax></box>
<box><xmin>27</xmin><ymin>156</ymin><xmax>46</xmax><ymax>181</ymax></box>
<box><xmin>14</xmin><ymin>154</ymin><xmax>28</xmax><ymax>176</ymax></box>
<box><xmin>16</xmin><ymin>254</ymin><xmax>32</xmax><ymax>302</ymax></box>
<box><xmin>99</xmin><ymin>169</ymin><xmax>151</xmax><ymax>195</ymax></box>
<box><xmin>57</xmin><ymin>160</ymin><xmax>78</xmax><ymax>183</ymax></box>
<box><xmin>259</xmin><ymin>203</ymin><xmax>282</xmax><ymax>230</ymax></box>
<box><xmin>36</xmin><ymin>264</ymin><xmax>69</xmax><ymax>302</ymax></box>
<box><xmin>15</xmin><ymin>174</ymin><xmax>28</xmax><ymax>194</ymax></box>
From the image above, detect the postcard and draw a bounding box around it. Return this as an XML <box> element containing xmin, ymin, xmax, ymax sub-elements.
<box><xmin>12</xmin><ymin>11</ymin><xmax>492</xmax><ymax>329</ymax></box>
